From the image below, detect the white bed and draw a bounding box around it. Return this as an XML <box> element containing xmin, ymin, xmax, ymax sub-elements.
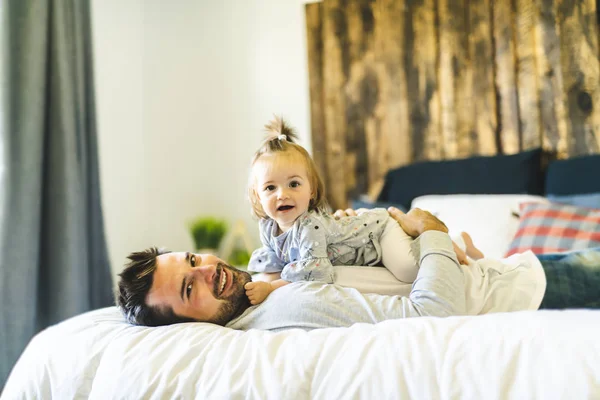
<box><xmin>4</xmin><ymin>306</ymin><xmax>600</xmax><ymax>399</ymax></box>
<box><xmin>3</xmin><ymin>194</ymin><xmax>600</xmax><ymax>399</ymax></box>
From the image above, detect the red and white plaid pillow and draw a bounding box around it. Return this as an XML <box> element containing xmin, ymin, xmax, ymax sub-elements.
<box><xmin>505</xmin><ymin>202</ymin><xmax>600</xmax><ymax>257</ymax></box>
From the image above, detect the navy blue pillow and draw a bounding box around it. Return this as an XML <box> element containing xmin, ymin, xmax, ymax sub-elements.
<box><xmin>377</xmin><ymin>148</ymin><xmax>544</xmax><ymax>210</ymax></box>
<box><xmin>545</xmin><ymin>154</ymin><xmax>600</xmax><ymax>195</ymax></box>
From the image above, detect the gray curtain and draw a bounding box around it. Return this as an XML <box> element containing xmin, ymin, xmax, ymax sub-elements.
<box><xmin>0</xmin><ymin>0</ymin><xmax>114</xmax><ymax>389</ymax></box>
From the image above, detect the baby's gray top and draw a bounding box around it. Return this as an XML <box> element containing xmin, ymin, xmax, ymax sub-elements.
<box><xmin>247</xmin><ymin>209</ymin><xmax>391</xmax><ymax>283</ymax></box>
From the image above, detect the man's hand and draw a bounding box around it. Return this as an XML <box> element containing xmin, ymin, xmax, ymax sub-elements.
<box><xmin>244</xmin><ymin>281</ymin><xmax>274</xmax><ymax>305</ymax></box>
<box><xmin>333</xmin><ymin>206</ymin><xmax>448</xmax><ymax>237</ymax></box>
<box><xmin>387</xmin><ymin>207</ymin><xmax>448</xmax><ymax>238</ymax></box>
<box><xmin>453</xmin><ymin>241</ymin><xmax>468</xmax><ymax>265</ymax></box>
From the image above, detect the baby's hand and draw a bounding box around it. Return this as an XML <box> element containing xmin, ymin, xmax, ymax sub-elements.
<box><xmin>333</xmin><ymin>208</ymin><xmax>368</xmax><ymax>219</ymax></box>
<box><xmin>244</xmin><ymin>281</ymin><xmax>275</xmax><ymax>305</ymax></box>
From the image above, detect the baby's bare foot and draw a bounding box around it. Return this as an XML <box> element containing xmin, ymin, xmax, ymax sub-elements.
<box><xmin>461</xmin><ymin>232</ymin><xmax>485</xmax><ymax>260</ymax></box>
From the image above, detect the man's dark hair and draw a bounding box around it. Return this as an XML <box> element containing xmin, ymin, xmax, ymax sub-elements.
<box><xmin>116</xmin><ymin>246</ymin><xmax>195</xmax><ymax>326</ymax></box>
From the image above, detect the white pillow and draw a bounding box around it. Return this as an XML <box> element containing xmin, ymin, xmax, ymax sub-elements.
<box><xmin>410</xmin><ymin>194</ymin><xmax>549</xmax><ymax>259</ymax></box>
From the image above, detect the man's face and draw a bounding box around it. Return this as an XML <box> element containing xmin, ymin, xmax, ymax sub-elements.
<box><xmin>146</xmin><ymin>252</ymin><xmax>252</xmax><ymax>325</ymax></box>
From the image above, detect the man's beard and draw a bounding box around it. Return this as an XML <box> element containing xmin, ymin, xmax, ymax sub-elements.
<box><xmin>209</xmin><ymin>263</ymin><xmax>252</xmax><ymax>326</ymax></box>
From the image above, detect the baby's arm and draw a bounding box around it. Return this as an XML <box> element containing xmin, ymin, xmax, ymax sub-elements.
<box><xmin>246</xmin><ymin>222</ymin><xmax>288</xmax><ymax>304</ymax></box>
<box><xmin>280</xmin><ymin>214</ymin><xmax>334</xmax><ymax>283</ymax></box>
<box><xmin>245</xmin><ymin>278</ymin><xmax>290</xmax><ymax>305</ymax></box>
<box><xmin>248</xmin><ymin>219</ymin><xmax>287</xmax><ymax>274</ymax></box>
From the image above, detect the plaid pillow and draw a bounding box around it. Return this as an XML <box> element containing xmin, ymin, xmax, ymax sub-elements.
<box><xmin>505</xmin><ymin>202</ymin><xmax>600</xmax><ymax>257</ymax></box>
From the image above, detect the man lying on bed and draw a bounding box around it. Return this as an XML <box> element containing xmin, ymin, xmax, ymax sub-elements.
<box><xmin>116</xmin><ymin>208</ymin><xmax>600</xmax><ymax>330</ymax></box>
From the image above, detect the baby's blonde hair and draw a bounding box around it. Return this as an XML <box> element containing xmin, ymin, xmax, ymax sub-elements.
<box><xmin>248</xmin><ymin>116</ymin><xmax>327</xmax><ymax>219</ymax></box>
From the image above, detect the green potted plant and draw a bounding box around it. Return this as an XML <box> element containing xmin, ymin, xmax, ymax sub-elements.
<box><xmin>189</xmin><ymin>217</ymin><xmax>228</xmax><ymax>253</ymax></box>
<box><xmin>229</xmin><ymin>248</ymin><xmax>251</xmax><ymax>267</ymax></box>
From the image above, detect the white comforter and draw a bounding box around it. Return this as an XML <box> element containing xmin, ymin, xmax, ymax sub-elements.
<box><xmin>4</xmin><ymin>307</ymin><xmax>600</xmax><ymax>399</ymax></box>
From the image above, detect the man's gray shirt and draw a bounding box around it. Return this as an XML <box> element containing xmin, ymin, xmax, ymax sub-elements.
<box><xmin>226</xmin><ymin>231</ymin><xmax>465</xmax><ymax>331</ymax></box>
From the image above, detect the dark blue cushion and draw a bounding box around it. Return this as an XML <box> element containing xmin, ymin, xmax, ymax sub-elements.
<box><xmin>545</xmin><ymin>154</ymin><xmax>600</xmax><ymax>195</ymax></box>
<box><xmin>377</xmin><ymin>148</ymin><xmax>544</xmax><ymax>210</ymax></box>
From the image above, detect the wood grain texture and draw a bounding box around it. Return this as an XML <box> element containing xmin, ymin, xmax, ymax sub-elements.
<box><xmin>493</xmin><ymin>0</ymin><xmax>521</xmax><ymax>154</ymax></box>
<box><xmin>406</xmin><ymin>0</ymin><xmax>442</xmax><ymax>161</ymax></box>
<box><xmin>438</xmin><ymin>0</ymin><xmax>462</xmax><ymax>158</ymax></box>
<box><xmin>343</xmin><ymin>0</ymin><xmax>378</xmax><ymax>202</ymax></box>
<box><xmin>470</xmin><ymin>0</ymin><xmax>498</xmax><ymax>155</ymax></box>
<box><xmin>515</xmin><ymin>0</ymin><xmax>542</xmax><ymax>150</ymax></box>
<box><xmin>321</xmin><ymin>0</ymin><xmax>349</xmax><ymax>209</ymax></box>
<box><xmin>557</xmin><ymin>0</ymin><xmax>600</xmax><ymax>155</ymax></box>
<box><xmin>305</xmin><ymin>3</ymin><xmax>330</xmax><ymax>198</ymax></box>
<box><xmin>373</xmin><ymin>0</ymin><xmax>410</xmax><ymax>173</ymax></box>
<box><xmin>534</xmin><ymin>0</ymin><xmax>567</xmax><ymax>156</ymax></box>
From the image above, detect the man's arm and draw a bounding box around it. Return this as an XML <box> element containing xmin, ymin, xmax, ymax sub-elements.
<box><xmin>384</xmin><ymin>207</ymin><xmax>466</xmax><ymax>317</ymax></box>
<box><xmin>396</xmin><ymin>230</ymin><xmax>465</xmax><ymax>317</ymax></box>
<box><xmin>334</xmin><ymin>207</ymin><xmax>466</xmax><ymax>318</ymax></box>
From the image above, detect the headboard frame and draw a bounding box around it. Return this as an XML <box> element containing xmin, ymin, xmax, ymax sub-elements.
<box><xmin>305</xmin><ymin>0</ymin><xmax>600</xmax><ymax>209</ymax></box>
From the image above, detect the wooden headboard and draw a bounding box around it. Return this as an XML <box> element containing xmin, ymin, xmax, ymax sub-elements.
<box><xmin>305</xmin><ymin>0</ymin><xmax>600</xmax><ymax>209</ymax></box>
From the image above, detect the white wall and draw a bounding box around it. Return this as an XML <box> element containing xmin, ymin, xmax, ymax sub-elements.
<box><xmin>92</xmin><ymin>0</ymin><xmax>318</xmax><ymax>277</ymax></box>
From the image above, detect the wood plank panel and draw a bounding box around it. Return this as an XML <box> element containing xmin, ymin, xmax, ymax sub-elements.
<box><xmin>470</xmin><ymin>0</ymin><xmax>497</xmax><ymax>155</ymax></box>
<box><xmin>438</xmin><ymin>0</ymin><xmax>472</xmax><ymax>158</ymax></box>
<box><xmin>343</xmin><ymin>0</ymin><xmax>378</xmax><ymax>201</ymax></box>
<box><xmin>493</xmin><ymin>0</ymin><xmax>521</xmax><ymax>154</ymax></box>
<box><xmin>321</xmin><ymin>0</ymin><xmax>349</xmax><ymax>210</ymax></box>
<box><xmin>372</xmin><ymin>0</ymin><xmax>410</xmax><ymax>170</ymax></box>
<box><xmin>305</xmin><ymin>3</ymin><xmax>330</xmax><ymax>196</ymax></box>
<box><xmin>534</xmin><ymin>0</ymin><xmax>568</xmax><ymax>157</ymax></box>
<box><xmin>372</xmin><ymin>0</ymin><xmax>440</xmax><ymax>168</ymax></box>
<box><xmin>586</xmin><ymin>0</ymin><xmax>600</xmax><ymax>153</ymax></box>
<box><xmin>515</xmin><ymin>0</ymin><xmax>542</xmax><ymax>150</ymax></box>
<box><xmin>407</xmin><ymin>0</ymin><xmax>442</xmax><ymax>161</ymax></box>
<box><xmin>557</xmin><ymin>0</ymin><xmax>600</xmax><ymax>156</ymax></box>
<box><xmin>585</xmin><ymin>0</ymin><xmax>600</xmax><ymax>153</ymax></box>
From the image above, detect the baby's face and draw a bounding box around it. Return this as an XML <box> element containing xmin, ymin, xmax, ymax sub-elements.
<box><xmin>253</xmin><ymin>153</ymin><xmax>312</xmax><ymax>232</ymax></box>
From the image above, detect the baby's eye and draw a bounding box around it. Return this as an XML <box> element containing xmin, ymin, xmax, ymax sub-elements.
<box><xmin>190</xmin><ymin>255</ymin><xmax>196</xmax><ymax>266</ymax></box>
<box><xmin>289</xmin><ymin>181</ymin><xmax>301</xmax><ymax>188</ymax></box>
<box><xmin>186</xmin><ymin>282</ymin><xmax>193</xmax><ymax>298</ymax></box>
<box><xmin>265</xmin><ymin>185</ymin><xmax>276</xmax><ymax>192</ymax></box>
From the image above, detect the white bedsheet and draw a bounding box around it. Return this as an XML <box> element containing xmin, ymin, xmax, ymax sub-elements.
<box><xmin>4</xmin><ymin>306</ymin><xmax>600</xmax><ymax>399</ymax></box>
